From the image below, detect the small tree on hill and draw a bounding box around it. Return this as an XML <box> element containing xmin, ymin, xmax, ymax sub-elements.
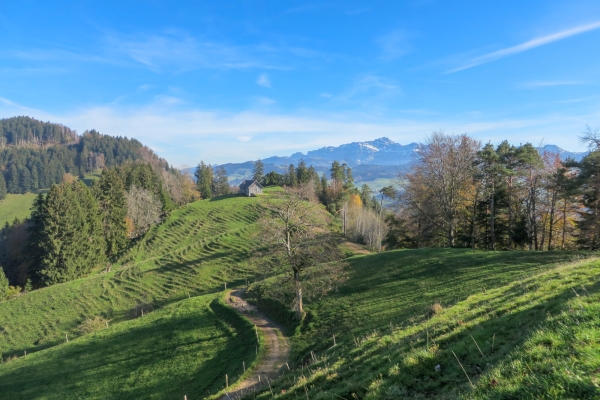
<box><xmin>253</xmin><ymin>159</ymin><xmax>264</xmax><ymax>183</ymax></box>
<box><xmin>212</xmin><ymin>166</ymin><xmax>230</xmax><ymax>196</ymax></box>
<box><xmin>125</xmin><ymin>185</ymin><xmax>162</xmax><ymax>238</ymax></box>
<box><xmin>259</xmin><ymin>187</ymin><xmax>347</xmax><ymax>320</ymax></box>
<box><xmin>195</xmin><ymin>161</ymin><xmax>213</xmax><ymax>199</ymax></box>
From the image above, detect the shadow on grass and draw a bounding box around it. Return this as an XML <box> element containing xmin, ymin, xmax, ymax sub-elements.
<box><xmin>0</xmin><ymin>299</ymin><xmax>257</xmax><ymax>400</ymax></box>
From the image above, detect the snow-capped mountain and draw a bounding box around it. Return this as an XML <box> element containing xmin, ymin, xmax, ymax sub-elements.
<box><xmin>183</xmin><ymin>138</ymin><xmax>585</xmax><ymax>190</ymax></box>
<box><xmin>259</xmin><ymin>137</ymin><xmax>420</xmax><ymax>168</ymax></box>
<box><xmin>539</xmin><ymin>145</ymin><xmax>586</xmax><ymax>162</ymax></box>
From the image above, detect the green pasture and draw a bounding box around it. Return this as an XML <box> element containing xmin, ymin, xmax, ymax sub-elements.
<box><xmin>248</xmin><ymin>249</ymin><xmax>599</xmax><ymax>399</ymax></box>
<box><xmin>0</xmin><ymin>170</ymin><xmax>102</xmax><ymax>227</ymax></box>
<box><xmin>0</xmin><ymin>194</ymin><xmax>263</xmax><ymax>357</ymax></box>
<box><xmin>0</xmin><ymin>293</ymin><xmax>260</xmax><ymax>400</ymax></box>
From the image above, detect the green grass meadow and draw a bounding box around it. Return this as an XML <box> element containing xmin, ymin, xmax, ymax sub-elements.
<box><xmin>248</xmin><ymin>250</ymin><xmax>600</xmax><ymax>399</ymax></box>
<box><xmin>0</xmin><ymin>293</ymin><xmax>260</xmax><ymax>399</ymax></box>
<box><xmin>0</xmin><ymin>195</ymin><xmax>263</xmax><ymax>356</ymax></box>
<box><xmin>0</xmin><ymin>188</ymin><xmax>598</xmax><ymax>399</ymax></box>
<box><xmin>0</xmin><ymin>170</ymin><xmax>102</xmax><ymax>227</ymax></box>
<box><xmin>0</xmin><ymin>192</ymin><xmax>42</xmax><ymax>226</ymax></box>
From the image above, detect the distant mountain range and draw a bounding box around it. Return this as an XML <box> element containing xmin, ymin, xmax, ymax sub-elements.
<box><xmin>185</xmin><ymin>138</ymin><xmax>586</xmax><ymax>191</ymax></box>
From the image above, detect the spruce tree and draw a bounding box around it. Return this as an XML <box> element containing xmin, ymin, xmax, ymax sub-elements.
<box><xmin>287</xmin><ymin>164</ymin><xmax>297</xmax><ymax>187</ymax></box>
<box><xmin>19</xmin><ymin>167</ymin><xmax>32</xmax><ymax>193</ymax></box>
<box><xmin>7</xmin><ymin>165</ymin><xmax>18</xmax><ymax>193</ymax></box>
<box><xmin>0</xmin><ymin>172</ymin><xmax>7</xmax><ymax>201</ymax></box>
<box><xmin>35</xmin><ymin>182</ymin><xmax>106</xmax><ymax>285</ymax></box>
<box><xmin>97</xmin><ymin>168</ymin><xmax>128</xmax><ymax>258</ymax></box>
<box><xmin>213</xmin><ymin>166</ymin><xmax>229</xmax><ymax>196</ymax></box>
<box><xmin>195</xmin><ymin>161</ymin><xmax>213</xmax><ymax>199</ymax></box>
<box><xmin>253</xmin><ymin>159</ymin><xmax>264</xmax><ymax>183</ymax></box>
<box><xmin>296</xmin><ymin>159</ymin><xmax>309</xmax><ymax>184</ymax></box>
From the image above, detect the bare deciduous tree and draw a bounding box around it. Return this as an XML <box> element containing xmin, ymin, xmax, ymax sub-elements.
<box><xmin>401</xmin><ymin>132</ymin><xmax>480</xmax><ymax>247</ymax></box>
<box><xmin>125</xmin><ymin>185</ymin><xmax>162</xmax><ymax>238</ymax></box>
<box><xmin>259</xmin><ymin>187</ymin><xmax>347</xmax><ymax>320</ymax></box>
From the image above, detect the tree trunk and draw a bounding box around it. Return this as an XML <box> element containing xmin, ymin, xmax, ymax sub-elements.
<box><xmin>531</xmin><ymin>180</ymin><xmax>538</xmax><ymax>250</ymax></box>
<box><xmin>548</xmin><ymin>189</ymin><xmax>557</xmax><ymax>251</ymax></box>
<box><xmin>490</xmin><ymin>187</ymin><xmax>496</xmax><ymax>251</ymax></box>
<box><xmin>294</xmin><ymin>270</ymin><xmax>303</xmax><ymax>320</ymax></box>
<box><xmin>561</xmin><ymin>200</ymin><xmax>567</xmax><ymax>250</ymax></box>
<box><xmin>507</xmin><ymin>176</ymin><xmax>513</xmax><ymax>249</ymax></box>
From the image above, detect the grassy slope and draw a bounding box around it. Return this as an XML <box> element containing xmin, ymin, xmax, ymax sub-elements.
<box><xmin>0</xmin><ymin>194</ymin><xmax>262</xmax><ymax>357</ymax></box>
<box><xmin>0</xmin><ymin>293</ymin><xmax>259</xmax><ymax>400</ymax></box>
<box><xmin>0</xmin><ymin>192</ymin><xmax>41</xmax><ymax>226</ymax></box>
<box><xmin>249</xmin><ymin>249</ymin><xmax>599</xmax><ymax>399</ymax></box>
<box><xmin>0</xmin><ymin>170</ymin><xmax>101</xmax><ymax>226</ymax></box>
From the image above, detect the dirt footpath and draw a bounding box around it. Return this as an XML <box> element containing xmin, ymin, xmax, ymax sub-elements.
<box><xmin>218</xmin><ymin>288</ymin><xmax>289</xmax><ymax>400</ymax></box>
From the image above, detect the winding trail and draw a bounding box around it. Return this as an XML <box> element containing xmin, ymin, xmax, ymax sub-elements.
<box><xmin>218</xmin><ymin>288</ymin><xmax>290</xmax><ymax>400</ymax></box>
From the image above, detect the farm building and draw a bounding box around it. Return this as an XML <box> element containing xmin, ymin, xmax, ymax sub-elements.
<box><xmin>239</xmin><ymin>180</ymin><xmax>263</xmax><ymax>196</ymax></box>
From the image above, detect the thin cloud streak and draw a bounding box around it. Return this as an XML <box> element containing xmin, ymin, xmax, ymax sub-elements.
<box><xmin>0</xmin><ymin>97</ymin><xmax>590</xmax><ymax>166</ymax></box>
<box><xmin>520</xmin><ymin>81</ymin><xmax>584</xmax><ymax>89</ymax></box>
<box><xmin>448</xmin><ymin>21</ymin><xmax>600</xmax><ymax>73</ymax></box>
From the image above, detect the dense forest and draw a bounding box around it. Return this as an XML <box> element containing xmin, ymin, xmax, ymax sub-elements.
<box><xmin>0</xmin><ymin>117</ymin><xmax>200</xmax><ymax>294</ymax></box>
<box><xmin>0</xmin><ymin>116</ymin><xmax>163</xmax><ymax>196</ymax></box>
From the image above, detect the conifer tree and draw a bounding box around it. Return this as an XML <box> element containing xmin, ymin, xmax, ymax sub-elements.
<box><xmin>19</xmin><ymin>167</ymin><xmax>32</xmax><ymax>193</ymax></box>
<box><xmin>97</xmin><ymin>168</ymin><xmax>128</xmax><ymax>257</ymax></box>
<box><xmin>195</xmin><ymin>161</ymin><xmax>213</xmax><ymax>199</ymax></box>
<box><xmin>0</xmin><ymin>172</ymin><xmax>7</xmax><ymax>201</ymax></box>
<box><xmin>296</xmin><ymin>159</ymin><xmax>309</xmax><ymax>184</ymax></box>
<box><xmin>287</xmin><ymin>164</ymin><xmax>297</xmax><ymax>187</ymax></box>
<box><xmin>7</xmin><ymin>165</ymin><xmax>18</xmax><ymax>193</ymax></box>
<box><xmin>212</xmin><ymin>166</ymin><xmax>229</xmax><ymax>196</ymax></box>
<box><xmin>33</xmin><ymin>182</ymin><xmax>106</xmax><ymax>284</ymax></box>
<box><xmin>253</xmin><ymin>159</ymin><xmax>264</xmax><ymax>183</ymax></box>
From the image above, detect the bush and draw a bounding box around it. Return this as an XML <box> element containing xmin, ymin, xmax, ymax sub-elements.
<box><xmin>78</xmin><ymin>316</ymin><xmax>110</xmax><ymax>334</ymax></box>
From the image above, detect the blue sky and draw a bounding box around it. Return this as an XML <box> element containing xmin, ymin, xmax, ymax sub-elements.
<box><xmin>0</xmin><ymin>1</ymin><xmax>598</xmax><ymax>166</ymax></box>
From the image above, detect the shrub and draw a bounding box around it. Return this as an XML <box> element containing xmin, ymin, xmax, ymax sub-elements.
<box><xmin>430</xmin><ymin>302</ymin><xmax>444</xmax><ymax>315</ymax></box>
<box><xmin>78</xmin><ymin>316</ymin><xmax>110</xmax><ymax>334</ymax></box>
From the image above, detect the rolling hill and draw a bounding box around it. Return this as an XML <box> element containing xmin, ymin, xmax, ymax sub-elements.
<box><xmin>0</xmin><ymin>189</ymin><xmax>597</xmax><ymax>399</ymax></box>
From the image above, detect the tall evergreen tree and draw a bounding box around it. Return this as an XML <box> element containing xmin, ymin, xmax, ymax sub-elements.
<box><xmin>19</xmin><ymin>167</ymin><xmax>32</xmax><ymax>193</ymax></box>
<box><xmin>97</xmin><ymin>168</ymin><xmax>128</xmax><ymax>258</ymax></box>
<box><xmin>287</xmin><ymin>164</ymin><xmax>297</xmax><ymax>187</ymax></box>
<box><xmin>296</xmin><ymin>159</ymin><xmax>310</xmax><ymax>184</ymax></box>
<box><xmin>195</xmin><ymin>161</ymin><xmax>213</xmax><ymax>199</ymax></box>
<box><xmin>33</xmin><ymin>182</ymin><xmax>106</xmax><ymax>285</ymax></box>
<box><xmin>212</xmin><ymin>166</ymin><xmax>229</xmax><ymax>196</ymax></box>
<box><xmin>7</xmin><ymin>165</ymin><xmax>18</xmax><ymax>193</ymax></box>
<box><xmin>253</xmin><ymin>159</ymin><xmax>264</xmax><ymax>183</ymax></box>
<box><xmin>0</xmin><ymin>172</ymin><xmax>7</xmax><ymax>201</ymax></box>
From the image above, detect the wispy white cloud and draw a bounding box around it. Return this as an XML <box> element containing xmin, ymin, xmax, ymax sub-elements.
<box><xmin>377</xmin><ymin>30</ymin><xmax>411</xmax><ymax>60</ymax></box>
<box><xmin>332</xmin><ymin>75</ymin><xmax>402</xmax><ymax>106</ymax></box>
<box><xmin>520</xmin><ymin>81</ymin><xmax>584</xmax><ymax>89</ymax></box>
<box><xmin>448</xmin><ymin>21</ymin><xmax>600</xmax><ymax>73</ymax></box>
<box><xmin>0</xmin><ymin>96</ymin><xmax>592</xmax><ymax>167</ymax></box>
<box><xmin>257</xmin><ymin>73</ymin><xmax>271</xmax><ymax>87</ymax></box>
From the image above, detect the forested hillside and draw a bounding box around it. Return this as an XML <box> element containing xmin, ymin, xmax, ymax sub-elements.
<box><xmin>0</xmin><ymin>116</ymin><xmax>200</xmax><ymax>290</ymax></box>
<box><xmin>0</xmin><ymin>117</ymin><xmax>162</xmax><ymax>196</ymax></box>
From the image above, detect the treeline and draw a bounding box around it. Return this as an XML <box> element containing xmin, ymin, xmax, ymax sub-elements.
<box><xmin>0</xmin><ymin>161</ymin><xmax>199</xmax><ymax>292</ymax></box>
<box><xmin>0</xmin><ymin>117</ymin><xmax>161</xmax><ymax>197</ymax></box>
<box><xmin>385</xmin><ymin>130</ymin><xmax>593</xmax><ymax>251</ymax></box>
<box><xmin>0</xmin><ymin>116</ymin><xmax>78</xmax><ymax>146</ymax></box>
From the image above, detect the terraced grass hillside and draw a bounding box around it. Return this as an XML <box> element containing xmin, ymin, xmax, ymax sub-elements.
<box><xmin>248</xmin><ymin>249</ymin><xmax>599</xmax><ymax>399</ymax></box>
<box><xmin>0</xmin><ymin>194</ymin><xmax>264</xmax><ymax>358</ymax></box>
<box><xmin>0</xmin><ymin>293</ymin><xmax>259</xmax><ymax>399</ymax></box>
